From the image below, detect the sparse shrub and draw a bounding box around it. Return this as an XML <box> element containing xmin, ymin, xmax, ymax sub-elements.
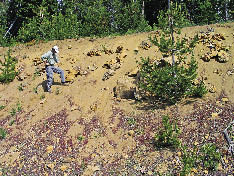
<box><xmin>10</xmin><ymin>102</ymin><xmax>22</xmax><ymax>116</ymax></box>
<box><xmin>17</xmin><ymin>83</ymin><xmax>24</xmax><ymax>91</ymax></box>
<box><xmin>0</xmin><ymin>49</ymin><xmax>18</xmax><ymax>83</ymax></box>
<box><xmin>33</xmin><ymin>87</ymin><xmax>38</xmax><ymax>94</ymax></box>
<box><xmin>154</xmin><ymin>115</ymin><xmax>181</xmax><ymax>149</ymax></box>
<box><xmin>9</xmin><ymin>119</ymin><xmax>15</xmax><ymax>126</ymax></box>
<box><xmin>0</xmin><ymin>105</ymin><xmax>5</xmax><ymax>110</ymax></box>
<box><xmin>40</xmin><ymin>94</ymin><xmax>45</xmax><ymax>100</ymax></box>
<box><xmin>77</xmin><ymin>135</ymin><xmax>84</xmax><ymax>142</ymax></box>
<box><xmin>32</xmin><ymin>68</ymin><xmax>40</xmax><ymax>80</ymax></box>
<box><xmin>0</xmin><ymin>128</ymin><xmax>7</xmax><ymax>139</ymax></box>
<box><xmin>138</xmin><ymin>1</ymin><xmax>207</xmax><ymax>106</ymax></box>
<box><xmin>10</xmin><ymin>107</ymin><xmax>16</xmax><ymax>116</ymax></box>
<box><xmin>138</xmin><ymin>56</ymin><xmax>206</xmax><ymax>105</ymax></box>
<box><xmin>180</xmin><ymin>145</ymin><xmax>198</xmax><ymax>176</ymax></box>
<box><xmin>16</xmin><ymin>102</ymin><xmax>22</xmax><ymax>112</ymax></box>
<box><xmin>199</xmin><ymin>143</ymin><xmax>221</xmax><ymax>171</ymax></box>
<box><xmin>127</xmin><ymin>117</ymin><xmax>136</xmax><ymax>127</ymax></box>
<box><xmin>55</xmin><ymin>88</ymin><xmax>60</xmax><ymax>95</ymax></box>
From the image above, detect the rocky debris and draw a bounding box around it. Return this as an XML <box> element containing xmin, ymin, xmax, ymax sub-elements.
<box><xmin>87</xmin><ymin>50</ymin><xmax>102</xmax><ymax>57</ymax></box>
<box><xmin>102</xmin><ymin>69</ymin><xmax>115</xmax><ymax>81</ymax></box>
<box><xmin>198</xmin><ymin>32</ymin><xmax>230</xmax><ymax>63</ymax></box>
<box><xmin>102</xmin><ymin>49</ymin><xmax>127</xmax><ymax>80</ymax></box>
<box><xmin>65</xmin><ymin>68</ymin><xmax>80</xmax><ymax>82</ymax></box>
<box><xmin>68</xmin><ymin>45</ymin><xmax>72</xmax><ymax>49</ymax></box>
<box><xmin>17</xmin><ymin>73</ymin><xmax>29</xmax><ymax>81</ymax></box>
<box><xmin>87</xmin><ymin>64</ymin><xmax>98</xmax><ymax>71</ymax></box>
<box><xmin>66</xmin><ymin>57</ymin><xmax>77</xmax><ymax>64</ymax></box>
<box><xmin>139</xmin><ymin>41</ymin><xmax>151</xmax><ymax>50</ymax></box>
<box><xmin>207</xmin><ymin>83</ymin><xmax>216</xmax><ymax>93</ymax></box>
<box><xmin>113</xmin><ymin>76</ymin><xmax>136</xmax><ymax>99</ymax></box>
<box><xmin>103</xmin><ymin>48</ymin><xmax>114</xmax><ymax>55</ymax></box>
<box><xmin>33</xmin><ymin>57</ymin><xmax>43</xmax><ymax>66</ymax></box>
<box><xmin>16</xmin><ymin>64</ymin><xmax>26</xmax><ymax>74</ymax></box>
<box><xmin>116</xmin><ymin>45</ymin><xmax>123</xmax><ymax>53</ymax></box>
<box><xmin>127</xmin><ymin>67</ymin><xmax>139</xmax><ymax>77</ymax></box>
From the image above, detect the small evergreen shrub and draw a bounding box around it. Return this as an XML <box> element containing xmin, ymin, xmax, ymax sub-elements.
<box><xmin>200</xmin><ymin>143</ymin><xmax>221</xmax><ymax>171</ymax></box>
<box><xmin>0</xmin><ymin>49</ymin><xmax>18</xmax><ymax>83</ymax></box>
<box><xmin>180</xmin><ymin>145</ymin><xmax>198</xmax><ymax>176</ymax></box>
<box><xmin>0</xmin><ymin>128</ymin><xmax>7</xmax><ymax>140</ymax></box>
<box><xmin>138</xmin><ymin>1</ymin><xmax>207</xmax><ymax>106</ymax></box>
<box><xmin>138</xmin><ymin>57</ymin><xmax>206</xmax><ymax>105</ymax></box>
<box><xmin>154</xmin><ymin>115</ymin><xmax>181</xmax><ymax>149</ymax></box>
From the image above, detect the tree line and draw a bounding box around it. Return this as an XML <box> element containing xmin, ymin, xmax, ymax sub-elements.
<box><xmin>0</xmin><ymin>0</ymin><xmax>233</xmax><ymax>46</ymax></box>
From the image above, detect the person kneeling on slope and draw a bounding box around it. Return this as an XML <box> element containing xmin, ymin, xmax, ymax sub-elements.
<box><xmin>41</xmin><ymin>45</ymin><xmax>67</xmax><ymax>92</ymax></box>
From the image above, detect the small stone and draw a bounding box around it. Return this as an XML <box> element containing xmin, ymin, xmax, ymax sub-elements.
<box><xmin>217</xmin><ymin>163</ymin><xmax>223</xmax><ymax>171</ymax></box>
<box><xmin>211</xmin><ymin>112</ymin><xmax>219</xmax><ymax>118</ymax></box>
<box><xmin>177</xmin><ymin>152</ymin><xmax>182</xmax><ymax>157</ymax></box>
<box><xmin>47</xmin><ymin>163</ymin><xmax>55</xmax><ymax>170</ymax></box>
<box><xmin>68</xmin><ymin>45</ymin><xmax>72</xmax><ymax>49</ymax></box>
<box><xmin>60</xmin><ymin>165</ymin><xmax>67</xmax><ymax>172</ymax></box>
<box><xmin>71</xmin><ymin>105</ymin><xmax>80</xmax><ymax>111</ymax></box>
<box><xmin>147</xmin><ymin>171</ymin><xmax>153</xmax><ymax>175</ymax></box>
<box><xmin>128</xmin><ymin>130</ymin><xmax>134</xmax><ymax>136</ymax></box>
<box><xmin>191</xmin><ymin>168</ymin><xmax>198</xmax><ymax>173</ymax></box>
<box><xmin>222</xmin><ymin>97</ymin><xmax>229</xmax><ymax>102</ymax></box>
<box><xmin>208</xmin><ymin>84</ymin><xmax>216</xmax><ymax>93</ymax></box>
<box><xmin>46</xmin><ymin>145</ymin><xmax>53</xmax><ymax>153</ymax></box>
<box><xmin>40</xmin><ymin>98</ymin><xmax>46</xmax><ymax>104</ymax></box>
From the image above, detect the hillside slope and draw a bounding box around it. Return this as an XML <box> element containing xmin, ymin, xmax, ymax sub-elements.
<box><xmin>0</xmin><ymin>23</ymin><xmax>234</xmax><ymax>175</ymax></box>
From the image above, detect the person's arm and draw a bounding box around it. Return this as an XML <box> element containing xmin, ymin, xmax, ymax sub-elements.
<box><xmin>54</xmin><ymin>54</ymin><xmax>60</xmax><ymax>63</ymax></box>
<box><xmin>41</xmin><ymin>51</ymin><xmax>51</xmax><ymax>65</ymax></box>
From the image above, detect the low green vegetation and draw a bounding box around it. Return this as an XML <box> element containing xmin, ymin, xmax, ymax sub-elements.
<box><xmin>138</xmin><ymin>2</ymin><xmax>207</xmax><ymax>106</ymax></box>
<box><xmin>154</xmin><ymin>116</ymin><xmax>221</xmax><ymax>175</ymax></box>
<box><xmin>0</xmin><ymin>128</ymin><xmax>7</xmax><ymax>139</ymax></box>
<box><xmin>0</xmin><ymin>49</ymin><xmax>18</xmax><ymax>83</ymax></box>
<box><xmin>0</xmin><ymin>105</ymin><xmax>5</xmax><ymax>110</ymax></box>
<box><xmin>40</xmin><ymin>94</ymin><xmax>45</xmax><ymax>100</ymax></box>
<box><xmin>154</xmin><ymin>115</ymin><xmax>181</xmax><ymax>149</ymax></box>
<box><xmin>200</xmin><ymin>143</ymin><xmax>221</xmax><ymax>171</ymax></box>
<box><xmin>10</xmin><ymin>102</ymin><xmax>22</xmax><ymax>116</ymax></box>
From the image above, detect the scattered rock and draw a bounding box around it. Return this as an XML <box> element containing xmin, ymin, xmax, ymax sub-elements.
<box><xmin>207</xmin><ymin>84</ymin><xmax>216</xmax><ymax>93</ymax></box>
<box><xmin>47</xmin><ymin>163</ymin><xmax>55</xmax><ymax>170</ymax></box>
<box><xmin>71</xmin><ymin>105</ymin><xmax>80</xmax><ymax>111</ymax></box>
<box><xmin>127</xmin><ymin>67</ymin><xmax>139</xmax><ymax>77</ymax></box>
<box><xmin>87</xmin><ymin>64</ymin><xmax>98</xmax><ymax>71</ymax></box>
<box><xmin>33</xmin><ymin>57</ymin><xmax>43</xmax><ymax>66</ymax></box>
<box><xmin>46</xmin><ymin>145</ymin><xmax>53</xmax><ymax>153</ymax></box>
<box><xmin>116</xmin><ymin>45</ymin><xmax>123</xmax><ymax>53</ymax></box>
<box><xmin>113</xmin><ymin>76</ymin><xmax>136</xmax><ymax>99</ymax></box>
<box><xmin>102</xmin><ymin>69</ymin><xmax>115</xmax><ymax>81</ymax></box>
<box><xmin>60</xmin><ymin>165</ymin><xmax>67</xmax><ymax>172</ymax></box>
<box><xmin>139</xmin><ymin>40</ymin><xmax>151</xmax><ymax>50</ymax></box>
<box><xmin>87</xmin><ymin>50</ymin><xmax>102</xmax><ymax>56</ymax></box>
<box><xmin>40</xmin><ymin>98</ymin><xmax>46</xmax><ymax>104</ymax></box>
<box><xmin>65</xmin><ymin>68</ymin><xmax>80</xmax><ymax>82</ymax></box>
<box><xmin>128</xmin><ymin>130</ymin><xmax>134</xmax><ymax>136</ymax></box>
<box><xmin>222</xmin><ymin>97</ymin><xmax>229</xmax><ymax>102</ymax></box>
<box><xmin>68</xmin><ymin>45</ymin><xmax>72</xmax><ymax>49</ymax></box>
<box><xmin>17</xmin><ymin>73</ymin><xmax>28</xmax><ymax>81</ymax></box>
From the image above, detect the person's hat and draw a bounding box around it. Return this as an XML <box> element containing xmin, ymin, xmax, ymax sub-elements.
<box><xmin>52</xmin><ymin>45</ymin><xmax>59</xmax><ymax>53</ymax></box>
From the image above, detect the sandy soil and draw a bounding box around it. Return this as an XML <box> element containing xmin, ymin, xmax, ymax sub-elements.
<box><xmin>0</xmin><ymin>23</ymin><xmax>234</xmax><ymax>175</ymax></box>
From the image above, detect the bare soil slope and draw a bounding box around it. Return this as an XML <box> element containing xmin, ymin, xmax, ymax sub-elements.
<box><xmin>0</xmin><ymin>23</ymin><xmax>234</xmax><ymax>175</ymax></box>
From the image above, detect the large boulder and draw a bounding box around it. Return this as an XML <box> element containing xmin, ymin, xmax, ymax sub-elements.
<box><xmin>113</xmin><ymin>76</ymin><xmax>136</xmax><ymax>99</ymax></box>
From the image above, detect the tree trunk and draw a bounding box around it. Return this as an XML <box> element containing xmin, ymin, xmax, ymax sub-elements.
<box><xmin>168</xmin><ymin>0</ymin><xmax>175</xmax><ymax>66</ymax></box>
<box><xmin>142</xmin><ymin>0</ymin><xmax>145</xmax><ymax>16</ymax></box>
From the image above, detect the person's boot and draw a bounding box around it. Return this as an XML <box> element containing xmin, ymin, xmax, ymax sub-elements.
<box><xmin>61</xmin><ymin>82</ymin><xmax>68</xmax><ymax>86</ymax></box>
